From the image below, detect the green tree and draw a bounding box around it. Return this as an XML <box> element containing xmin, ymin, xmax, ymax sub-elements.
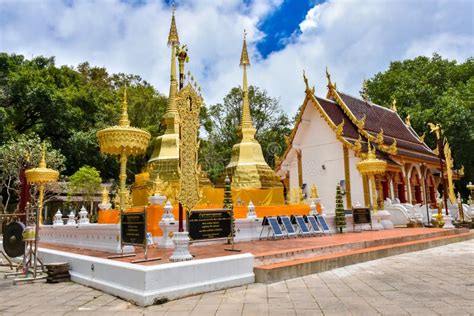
<box><xmin>0</xmin><ymin>53</ymin><xmax>167</xmax><ymax>180</ymax></box>
<box><xmin>68</xmin><ymin>165</ymin><xmax>102</xmax><ymax>216</ymax></box>
<box><xmin>0</xmin><ymin>134</ymin><xmax>65</xmax><ymax>212</ymax></box>
<box><xmin>201</xmin><ymin>85</ymin><xmax>292</xmax><ymax>182</ymax></box>
<box><xmin>334</xmin><ymin>184</ymin><xmax>346</xmax><ymax>233</ymax></box>
<box><xmin>366</xmin><ymin>54</ymin><xmax>474</xmax><ymax>196</ymax></box>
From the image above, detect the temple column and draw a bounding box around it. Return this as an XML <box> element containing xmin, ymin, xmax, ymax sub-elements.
<box><xmin>343</xmin><ymin>146</ymin><xmax>352</xmax><ymax>209</ymax></box>
<box><xmin>362</xmin><ymin>175</ymin><xmax>370</xmax><ymax>207</ymax></box>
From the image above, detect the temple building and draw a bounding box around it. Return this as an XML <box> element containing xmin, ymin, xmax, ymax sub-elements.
<box><xmin>225</xmin><ymin>33</ymin><xmax>284</xmax><ymax>204</ymax></box>
<box><xmin>276</xmin><ymin>70</ymin><xmax>451</xmax><ymax>212</ymax></box>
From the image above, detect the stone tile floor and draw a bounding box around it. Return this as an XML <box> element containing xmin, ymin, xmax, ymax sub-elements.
<box><xmin>0</xmin><ymin>239</ymin><xmax>473</xmax><ymax>315</ymax></box>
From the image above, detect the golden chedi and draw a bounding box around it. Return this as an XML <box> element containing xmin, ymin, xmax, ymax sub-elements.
<box><xmin>147</xmin><ymin>8</ymin><xmax>181</xmax><ymax>190</ymax></box>
<box><xmin>226</xmin><ymin>32</ymin><xmax>282</xmax><ymax>190</ymax></box>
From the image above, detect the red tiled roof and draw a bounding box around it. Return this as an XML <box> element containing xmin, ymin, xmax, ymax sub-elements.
<box><xmin>336</xmin><ymin>92</ymin><xmax>437</xmax><ymax>158</ymax></box>
<box><xmin>315</xmin><ymin>97</ymin><xmax>360</xmax><ymax>139</ymax></box>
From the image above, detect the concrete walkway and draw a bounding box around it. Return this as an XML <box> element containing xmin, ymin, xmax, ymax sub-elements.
<box><xmin>0</xmin><ymin>240</ymin><xmax>473</xmax><ymax>315</ymax></box>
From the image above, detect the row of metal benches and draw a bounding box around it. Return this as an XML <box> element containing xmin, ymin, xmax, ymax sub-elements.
<box><xmin>259</xmin><ymin>214</ymin><xmax>331</xmax><ymax>239</ymax></box>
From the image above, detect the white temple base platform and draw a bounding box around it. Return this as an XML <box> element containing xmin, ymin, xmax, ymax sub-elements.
<box><xmin>40</xmin><ymin>224</ymin><xmax>134</xmax><ymax>254</ymax></box>
<box><xmin>0</xmin><ymin>242</ymin><xmax>254</xmax><ymax>307</ymax></box>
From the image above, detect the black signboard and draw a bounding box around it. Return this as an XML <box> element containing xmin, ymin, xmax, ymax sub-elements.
<box><xmin>121</xmin><ymin>212</ymin><xmax>146</xmax><ymax>246</ymax></box>
<box><xmin>352</xmin><ymin>207</ymin><xmax>372</xmax><ymax>225</ymax></box>
<box><xmin>187</xmin><ymin>209</ymin><xmax>232</xmax><ymax>241</ymax></box>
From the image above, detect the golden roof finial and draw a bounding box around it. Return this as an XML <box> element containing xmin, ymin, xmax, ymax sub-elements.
<box><xmin>303</xmin><ymin>69</ymin><xmax>309</xmax><ymax>91</ymax></box>
<box><xmin>405</xmin><ymin>114</ymin><xmax>411</xmax><ymax>126</ymax></box>
<box><xmin>168</xmin><ymin>2</ymin><xmax>180</xmax><ymax>47</ymax></box>
<box><xmin>39</xmin><ymin>142</ymin><xmax>47</xmax><ymax>168</ymax></box>
<box><xmin>119</xmin><ymin>85</ymin><xmax>130</xmax><ymax>127</ymax></box>
<box><xmin>240</xmin><ymin>29</ymin><xmax>250</xmax><ymax>67</ymax></box>
<box><xmin>325</xmin><ymin>66</ymin><xmax>334</xmax><ymax>89</ymax></box>
<box><xmin>391</xmin><ymin>98</ymin><xmax>397</xmax><ymax>112</ymax></box>
<box><xmin>419</xmin><ymin>132</ymin><xmax>426</xmax><ymax>143</ymax></box>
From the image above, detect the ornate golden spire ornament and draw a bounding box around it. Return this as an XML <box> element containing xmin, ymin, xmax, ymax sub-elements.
<box><xmin>119</xmin><ymin>86</ymin><xmax>130</xmax><ymax>127</ymax></box>
<box><xmin>225</xmin><ymin>31</ymin><xmax>282</xmax><ymax>189</ymax></box>
<box><xmin>168</xmin><ymin>3</ymin><xmax>179</xmax><ymax>46</ymax></box>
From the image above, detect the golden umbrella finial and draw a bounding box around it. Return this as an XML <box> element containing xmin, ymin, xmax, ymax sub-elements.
<box><xmin>25</xmin><ymin>142</ymin><xmax>59</xmax><ymax>224</ymax></box>
<box><xmin>119</xmin><ymin>85</ymin><xmax>130</xmax><ymax>127</ymax></box>
<box><xmin>356</xmin><ymin>140</ymin><xmax>387</xmax><ymax>212</ymax></box>
<box><xmin>97</xmin><ymin>86</ymin><xmax>150</xmax><ymax>211</ymax></box>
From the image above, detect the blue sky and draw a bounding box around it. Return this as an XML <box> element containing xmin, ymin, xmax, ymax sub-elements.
<box><xmin>1</xmin><ymin>0</ymin><xmax>473</xmax><ymax>114</ymax></box>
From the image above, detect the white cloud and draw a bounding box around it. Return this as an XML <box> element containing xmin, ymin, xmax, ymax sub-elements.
<box><xmin>0</xmin><ymin>0</ymin><xmax>472</xmax><ymax>116</ymax></box>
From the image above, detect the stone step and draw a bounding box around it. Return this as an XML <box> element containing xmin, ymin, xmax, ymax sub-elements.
<box><xmin>254</xmin><ymin>230</ymin><xmax>474</xmax><ymax>283</ymax></box>
<box><xmin>254</xmin><ymin>228</ymin><xmax>468</xmax><ymax>266</ymax></box>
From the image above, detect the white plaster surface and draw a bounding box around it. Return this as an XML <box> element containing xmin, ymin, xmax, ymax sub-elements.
<box><xmin>39</xmin><ymin>224</ymin><xmax>134</xmax><ymax>254</ymax></box>
<box><xmin>0</xmin><ymin>242</ymin><xmax>254</xmax><ymax>306</ymax></box>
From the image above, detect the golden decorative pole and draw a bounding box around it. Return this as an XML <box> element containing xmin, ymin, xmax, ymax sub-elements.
<box><xmin>96</xmin><ymin>87</ymin><xmax>150</xmax><ymax>211</ymax></box>
<box><xmin>25</xmin><ymin>143</ymin><xmax>59</xmax><ymax>279</ymax></box>
<box><xmin>25</xmin><ymin>144</ymin><xmax>59</xmax><ymax>224</ymax></box>
<box><xmin>356</xmin><ymin>141</ymin><xmax>387</xmax><ymax>213</ymax></box>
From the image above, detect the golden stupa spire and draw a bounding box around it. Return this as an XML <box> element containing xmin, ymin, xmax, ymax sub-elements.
<box><xmin>165</xmin><ymin>3</ymin><xmax>180</xmax><ymax>127</ymax></box>
<box><xmin>240</xmin><ymin>30</ymin><xmax>254</xmax><ymax>135</ymax></box>
<box><xmin>119</xmin><ymin>86</ymin><xmax>130</xmax><ymax>127</ymax></box>
<box><xmin>39</xmin><ymin>142</ymin><xmax>47</xmax><ymax>168</ymax></box>
<box><xmin>168</xmin><ymin>3</ymin><xmax>180</xmax><ymax>47</ymax></box>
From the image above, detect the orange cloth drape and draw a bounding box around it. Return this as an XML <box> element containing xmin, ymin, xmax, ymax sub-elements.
<box><xmin>98</xmin><ymin>203</ymin><xmax>310</xmax><ymax>237</ymax></box>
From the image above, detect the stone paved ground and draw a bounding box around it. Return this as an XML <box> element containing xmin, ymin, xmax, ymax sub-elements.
<box><xmin>0</xmin><ymin>240</ymin><xmax>473</xmax><ymax>316</ymax></box>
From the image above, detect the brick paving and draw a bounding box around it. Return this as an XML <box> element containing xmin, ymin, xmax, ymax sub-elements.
<box><xmin>39</xmin><ymin>228</ymin><xmax>449</xmax><ymax>265</ymax></box>
<box><xmin>0</xmin><ymin>239</ymin><xmax>473</xmax><ymax>315</ymax></box>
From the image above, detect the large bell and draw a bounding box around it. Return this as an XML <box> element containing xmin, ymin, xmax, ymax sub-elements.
<box><xmin>3</xmin><ymin>221</ymin><xmax>25</xmax><ymax>258</ymax></box>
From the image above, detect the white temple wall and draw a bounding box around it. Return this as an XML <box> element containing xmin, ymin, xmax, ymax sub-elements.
<box><xmin>348</xmin><ymin>153</ymin><xmax>365</xmax><ymax>207</ymax></box>
<box><xmin>296</xmin><ymin>105</ymin><xmax>346</xmax><ymax>213</ymax></box>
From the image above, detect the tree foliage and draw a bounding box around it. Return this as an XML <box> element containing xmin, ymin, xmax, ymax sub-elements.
<box><xmin>200</xmin><ymin>85</ymin><xmax>292</xmax><ymax>182</ymax></box>
<box><xmin>68</xmin><ymin>165</ymin><xmax>102</xmax><ymax>214</ymax></box>
<box><xmin>0</xmin><ymin>134</ymin><xmax>65</xmax><ymax>211</ymax></box>
<box><xmin>0</xmin><ymin>53</ymin><xmax>167</xmax><ymax>180</ymax></box>
<box><xmin>366</xmin><ymin>54</ymin><xmax>474</xmax><ymax>195</ymax></box>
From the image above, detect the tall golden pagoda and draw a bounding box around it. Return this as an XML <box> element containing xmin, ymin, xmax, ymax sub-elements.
<box><xmin>147</xmin><ymin>7</ymin><xmax>181</xmax><ymax>188</ymax></box>
<box><xmin>226</xmin><ymin>32</ymin><xmax>282</xmax><ymax>189</ymax></box>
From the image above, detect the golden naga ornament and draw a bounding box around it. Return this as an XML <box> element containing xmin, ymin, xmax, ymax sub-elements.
<box><xmin>375</xmin><ymin>129</ymin><xmax>384</xmax><ymax>144</ymax></box>
<box><xmin>405</xmin><ymin>114</ymin><xmax>411</xmax><ymax>126</ymax></box>
<box><xmin>353</xmin><ymin>136</ymin><xmax>362</xmax><ymax>153</ymax></box>
<box><xmin>356</xmin><ymin>114</ymin><xmax>366</xmax><ymax>130</ymax></box>
<box><xmin>443</xmin><ymin>139</ymin><xmax>456</xmax><ymax>204</ymax></box>
<box><xmin>419</xmin><ymin>132</ymin><xmax>426</xmax><ymax>143</ymax></box>
<box><xmin>391</xmin><ymin>98</ymin><xmax>397</xmax><ymax>112</ymax></box>
<box><xmin>177</xmin><ymin>84</ymin><xmax>202</xmax><ymax>211</ymax></box>
<box><xmin>428</xmin><ymin>122</ymin><xmax>441</xmax><ymax>140</ymax></box>
<box><xmin>335</xmin><ymin>119</ymin><xmax>345</xmax><ymax>138</ymax></box>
